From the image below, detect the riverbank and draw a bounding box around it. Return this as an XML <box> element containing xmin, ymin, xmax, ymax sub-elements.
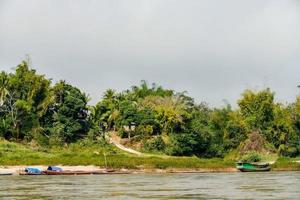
<box><xmin>1</xmin><ymin>139</ymin><xmax>300</xmax><ymax>173</ymax></box>
<box><xmin>0</xmin><ymin>165</ymin><xmax>239</xmax><ymax>175</ymax></box>
<box><xmin>0</xmin><ymin>139</ymin><xmax>235</xmax><ymax>169</ymax></box>
<box><xmin>1</xmin><ymin>165</ymin><xmax>300</xmax><ymax>175</ymax></box>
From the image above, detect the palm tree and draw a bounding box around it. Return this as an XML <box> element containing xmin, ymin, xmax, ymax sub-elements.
<box><xmin>103</xmin><ymin>89</ymin><xmax>116</xmax><ymax>101</ymax></box>
<box><xmin>108</xmin><ymin>109</ymin><xmax>120</xmax><ymax>131</ymax></box>
<box><xmin>0</xmin><ymin>72</ymin><xmax>9</xmax><ymax>106</ymax></box>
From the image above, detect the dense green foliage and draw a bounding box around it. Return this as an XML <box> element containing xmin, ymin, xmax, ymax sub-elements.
<box><xmin>0</xmin><ymin>62</ymin><xmax>89</xmax><ymax>145</ymax></box>
<box><xmin>1</xmin><ymin>61</ymin><xmax>300</xmax><ymax>159</ymax></box>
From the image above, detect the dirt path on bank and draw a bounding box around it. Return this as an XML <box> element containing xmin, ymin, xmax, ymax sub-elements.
<box><xmin>107</xmin><ymin>133</ymin><xmax>143</xmax><ymax>156</ymax></box>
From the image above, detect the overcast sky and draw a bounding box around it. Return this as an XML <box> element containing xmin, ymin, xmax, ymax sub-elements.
<box><xmin>0</xmin><ymin>0</ymin><xmax>300</xmax><ymax>106</ymax></box>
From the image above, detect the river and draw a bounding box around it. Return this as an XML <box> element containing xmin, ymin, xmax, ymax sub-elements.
<box><xmin>0</xmin><ymin>172</ymin><xmax>299</xmax><ymax>199</ymax></box>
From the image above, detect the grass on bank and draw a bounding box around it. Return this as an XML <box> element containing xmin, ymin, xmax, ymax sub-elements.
<box><xmin>272</xmin><ymin>157</ymin><xmax>300</xmax><ymax>171</ymax></box>
<box><xmin>0</xmin><ymin>139</ymin><xmax>234</xmax><ymax>169</ymax></box>
<box><xmin>1</xmin><ymin>139</ymin><xmax>299</xmax><ymax>170</ymax></box>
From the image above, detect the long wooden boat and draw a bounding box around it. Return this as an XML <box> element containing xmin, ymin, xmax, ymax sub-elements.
<box><xmin>19</xmin><ymin>172</ymin><xmax>45</xmax><ymax>175</ymax></box>
<box><xmin>43</xmin><ymin>170</ymin><xmax>131</xmax><ymax>175</ymax></box>
<box><xmin>236</xmin><ymin>162</ymin><xmax>271</xmax><ymax>172</ymax></box>
<box><xmin>18</xmin><ymin>166</ymin><xmax>131</xmax><ymax>175</ymax></box>
<box><xmin>43</xmin><ymin>170</ymin><xmax>101</xmax><ymax>175</ymax></box>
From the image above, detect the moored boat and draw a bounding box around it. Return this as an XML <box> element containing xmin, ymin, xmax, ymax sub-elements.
<box><xmin>43</xmin><ymin>166</ymin><xmax>99</xmax><ymax>175</ymax></box>
<box><xmin>18</xmin><ymin>166</ymin><xmax>131</xmax><ymax>175</ymax></box>
<box><xmin>236</xmin><ymin>162</ymin><xmax>271</xmax><ymax>172</ymax></box>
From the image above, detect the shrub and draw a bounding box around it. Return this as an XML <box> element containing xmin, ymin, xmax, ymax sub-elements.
<box><xmin>135</xmin><ymin>125</ymin><xmax>153</xmax><ymax>137</ymax></box>
<box><xmin>279</xmin><ymin>145</ymin><xmax>299</xmax><ymax>157</ymax></box>
<box><xmin>143</xmin><ymin>136</ymin><xmax>166</xmax><ymax>152</ymax></box>
<box><xmin>239</xmin><ymin>131</ymin><xmax>273</xmax><ymax>153</ymax></box>
<box><xmin>241</xmin><ymin>151</ymin><xmax>262</xmax><ymax>162</ymax></box>
<box><xmin>206</xmin><ymin>144</ymin><xmax>225</xmax><ymax>158</ymax></box>
<box><xmin>118</xmin><ymin>128</ymin><xmax>128</xmax><ymax>138</ymax></box>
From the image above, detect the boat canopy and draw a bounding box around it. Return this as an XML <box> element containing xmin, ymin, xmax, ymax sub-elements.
<box><xmin>25</xmin><ymin>167</ymin><xmax>42</xmax><ymax>174</ymax></box>
<box><xmin>47</xmin><ymin>166</ymin><xmax>63</xmax><ymax>172</ymax></box>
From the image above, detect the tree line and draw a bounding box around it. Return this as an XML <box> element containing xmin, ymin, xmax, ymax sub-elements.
<box><xmin>0</xmin><ymin>61</ymin><xmax>299</xmax><ymax>157</ymax></box>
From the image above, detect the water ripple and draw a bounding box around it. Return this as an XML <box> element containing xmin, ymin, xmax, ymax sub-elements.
<box><xmin>0</xmin><ymin>172</ymin><xmax>299</xmax><ymax>199</ymax></box>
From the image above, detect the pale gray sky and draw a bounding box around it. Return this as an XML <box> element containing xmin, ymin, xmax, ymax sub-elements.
<box><xmin>0</xmin><ymin>0</ymin><xmax>300</xmax><ymax>106</ymax></box>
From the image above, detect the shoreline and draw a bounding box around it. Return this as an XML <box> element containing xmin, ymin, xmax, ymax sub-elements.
<box><xmin>1</xmin><ymin>165</ymin><xmax>299</xmax><ymax>175</ymax></box>
<box><xmin>0</xmin><ymin>165</ymin><xmax>238</xmax><ymax>175</ymax></box>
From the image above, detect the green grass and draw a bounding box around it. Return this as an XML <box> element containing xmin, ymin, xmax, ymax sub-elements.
<box><xmin>1</xmin><ymin>139</ymin><xmax>299</xmax><ymax>170</ymax></box>
<box><xmin>0</xmin><ymin>139</ymin><xmax>235</xmax><ymax>169</ymax></box>
<box><xmin>272</xmin><ymin>157</ymin><xmax>300</xmax><ymax>171</ymax></box>
<box><xmin>260</xmin><ymin>154</ymin><xmax>279</xmax><ymax>163</ymax></box>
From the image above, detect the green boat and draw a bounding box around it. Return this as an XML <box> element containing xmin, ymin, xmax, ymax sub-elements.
<box><xmin>236</xmin><ymin>162</ymin><xmax>271</xmax><ymax>172</ymax></box>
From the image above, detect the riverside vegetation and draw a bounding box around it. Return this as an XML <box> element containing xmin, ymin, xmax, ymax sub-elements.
<box><xmin>0</xmin><ymin>61</ymin><xmax>300</xmax><ymax>170</ymax></box>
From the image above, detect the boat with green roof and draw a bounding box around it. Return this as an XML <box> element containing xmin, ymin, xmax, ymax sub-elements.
<box><xmin>236</xmin><ymin>162</ymin><xmax>271</xmax><ymax>172</ymax></box>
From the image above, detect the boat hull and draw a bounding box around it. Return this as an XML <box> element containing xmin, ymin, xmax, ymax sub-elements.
<box><xmin>236</xmin><ymin>162</ymin><xmax>271</xmax><ymax>172</ymax></box>
<box><xmin>43</xmin><ymin>170</ymin><xmax>102</xmax><ymax>175</ymax></box>
<box><xmin>19</xmin><ymin>172</ymin><xmax>45</xmax><ymax>175</ymax></box>
<box><xmin>43</xmin><ymin>170</ymin><xmax>130</xmax><ymax>175</ymax></box>
<box><xmin>238</xmin><ymin>167</ymin><xmax>271</xmax><ymax>172</ymax></box>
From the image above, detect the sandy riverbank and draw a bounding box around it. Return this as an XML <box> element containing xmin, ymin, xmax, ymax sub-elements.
<box><xmin>2</xmin><ymin>165</ymin><xmax>299</xmax><ymax>175</ymax></box>
<box><xmin>0</xmin><ymin>165</ymin><xmax>239</xmax><ymax>175</ymax></box>
<box><xmin>0</xmin><ymin>165</ymin><xmax>111</xmax><ymax>175</ymax></box>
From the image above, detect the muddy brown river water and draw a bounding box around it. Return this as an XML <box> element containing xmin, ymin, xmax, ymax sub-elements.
<box><xmin>0</xmin><ymin>172</ymin><xmax>299</xmax><ymax>199</ymax></box>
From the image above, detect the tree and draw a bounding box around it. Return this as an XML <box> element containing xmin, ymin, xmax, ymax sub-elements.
<box><xmin>139</xmin><ymin>95</ymin><xmax>190</xmax><ymax>134</ymax></box>
<box><xmin>278</xmin><ymin>99</ymin><xmax>300</xmax><ymax>156</ymax></box>
<box><xmin>130</xmin><ymin>80</ymin><xmax>173</xmax><ymax>99</ymax></box>
<box><xmin>46</xmin><ymin>81</ymin><xmax>89</xmax><ymax>143</ymax></box>
<box><xmin>95</xmin><ymin>89</ymin><xmax>119</xmax><ymax>131</ymax></box>
<box><xmin>0</xmin><ymin>61</ymin><xmax>52</xmax><ymax>140</ymax></box>
<box><xmin>166</xmin><ymin>103</ymin><xmax>213</xmax><ymax>157</ymax></box>
<box><xmin>238</xmin><ymin>88</ymin><xmax>275</xmax><ymax>137</ymax></box>
<box><xmin>118</xmin><ymin>99</ymin><xmax>138</xmax><ymax>138</ymax></box>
